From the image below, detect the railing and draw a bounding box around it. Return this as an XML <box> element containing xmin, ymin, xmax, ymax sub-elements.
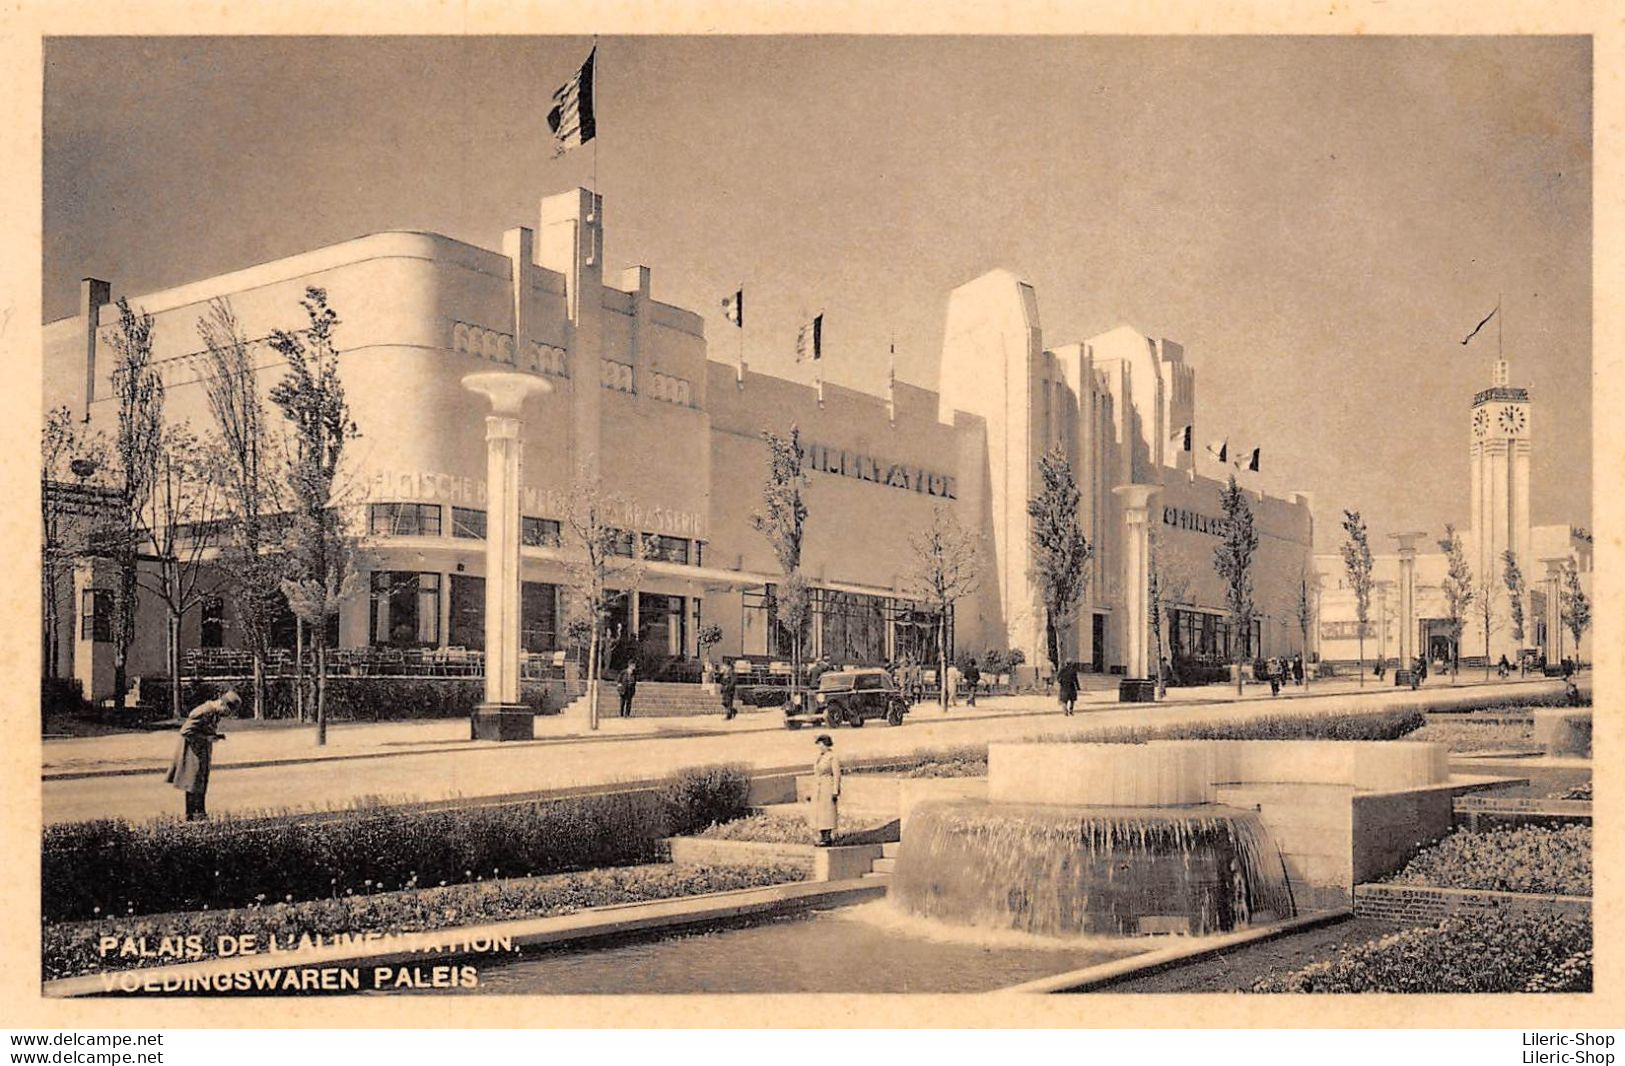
<box><xmin>183</xmin><ymin>647</ymin><xmax>572</xmax><ymax>681</ymax></box>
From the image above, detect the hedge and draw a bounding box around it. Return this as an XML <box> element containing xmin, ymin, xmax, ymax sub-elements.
<box><xmin>42</xmin><ymin>764</ymin><xmax>754</xmax><ymax>923</ymax></box>
<box><xmin>143</xmin><ymin>676</ymin><xmax>568</xmax><ymax>722</ymax></box>
<box><xmin>43</xmin><ymin>862</ymin><xmax>806</xmax><ymax>981</ymax></box>
<box><xmin>1251</xmin><ymin>912</ymin><xmax>1592</xmax><ymax>993</ymax></box>
<box><xmin>1384</xmin><ymin>825</ymin><xmax>1591</xmax><ymax>897</ymax></box>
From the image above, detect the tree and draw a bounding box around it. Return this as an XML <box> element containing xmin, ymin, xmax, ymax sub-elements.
<box><xmin>134</xmin><ymin>423</ymin><xmax>226</xmax><ymax>719</ymax></box>
<box><xmin>1439</xmin><ymin>524</ymin><xmax>1474</xmax><ymax>683</ymax></box>
<box><xmin>199</xmin><ymin>298</ymin><xmax>286</xmax><ymax>719</ymax></box>
<box><xmin>906</xmin><ymin>505</ymin><xmax>983</xmax><ymax>707</ymax></box>
<box><xmin>268</xmin><ymin>288</ymin><xmax>361</xmax><ymax>746</ymax></box>
<box><xmin>1213</xmin><ymin>475</ymin><xmax>1258</xmax><ymax>694</ymax></box>
<box><xmin>1502</xmin><ymin>550</ymin><xmax>1527</xmax><ymax>651</ymax></box>
<box><xmin>108</xmin><ymin>299</ymin><xmax>166</xmax><ymax>708</ymax></box>
<box><xmin>41</xmin><ymin>408</ymin><xmax>107</xmax><ymax>680</ymax></box>
<box><xmin>750</xmin><ymin>427</ymin><xmax>811</xmax><ymax>680</ymax></box>
<box><xmin>1559</xmin><ymin>559</ymin><xmax>1590</xmax><ymax>667</ymax></box>
<box><xmin>1026</xmin><ymin>446</ymin><xmax>1093</xmax><ymax>671</ymax></box>
<box><xmin>1339</xmin><ymin>510</ymin><xmax>1374</xmax><ymax>687</ymax></box>
<box><xmin>1473</xmin><ymin>572</ymin><xmax>1501</xmax><ymax>681</ymax></box>
<box><xmin>1148</xmin><ymin>530</ymin><xmax>1192</xmax><ymax>699</ymax></box>
<box><xmin>1295</xmin><ymin>572</ymin><xmax>1314</xmax><ymax>687</ymax></box>
<box><xmin>563</xmin><ymin>473</ymin><xmax>643</xmax><ymax>731</ymax></box>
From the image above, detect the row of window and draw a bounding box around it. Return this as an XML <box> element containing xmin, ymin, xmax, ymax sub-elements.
<box><xmin>367</xmin><ymin>504</ymin><xmax>698</xmax><ymax>564</ymax></box>
<box><xmin>1168</xmin><ymin>607</ymin><xmax>1262</xmax><ymax>664</ymax></box>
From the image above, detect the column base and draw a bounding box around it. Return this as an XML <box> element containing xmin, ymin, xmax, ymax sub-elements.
<box><xmin>472</xmin><ymin>702</ymin><xmax>535</xmax><ymax>742</ymax></box>
<box><xmin>1393</xmin><ymin>670</ymin><xmax>1415</xmax><ymax>687</ymax></box>
<box><xmin>1118</xmin><ymin>678</ymin><xmax>1158</xmax><ymax>703</ymax></box>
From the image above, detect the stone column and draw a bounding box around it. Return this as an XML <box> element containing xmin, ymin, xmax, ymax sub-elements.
<box><xmin>464</xmin><ymin>371</ymin><xmax>553</xmax><ymax>741</ymax></box>
<box><xmin>1113</xmin><ymin>483</ymin><xmax>1160</xmax><ymax>703</ymax></box>
<box><xmin>1542</xmin><ymin>557</ymin><xmax>1567</xmax><ymax>670</ymax></box>
<box><xmin>1374</xmin><ymin>579</ymin><xmax>1394</xmax><ymax>674</ymax></box>
<box><xmin>1390</xmin><ymin>532</ymin><xmax>1426</xmax><ymax>686</ymax></box>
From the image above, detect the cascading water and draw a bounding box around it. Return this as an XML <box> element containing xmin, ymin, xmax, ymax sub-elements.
<box><xmin>891</xmin><ymin>800</ymin><xmax>1295</xmax><ymax>937</ymax></box>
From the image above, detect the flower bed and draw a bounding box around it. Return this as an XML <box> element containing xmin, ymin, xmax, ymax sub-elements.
<box><xmin>855</xmin><ymin>709</ymin><xmax>1426</xmax><ymax>778</ymax></box>
<box><xmin>42</xmin><ymin>862</ymin><xmax>807</xmax><ymax>981</ymax></box>
<box><xmin>1384</xmin><ymin>825</ymin><xmax>1590</xmax><ymax>896</ymax></box>
<box><xmin>1251</xmin><ymin>912</ymin><xmax>1592</xmax><ymax>993</ymax></box>
<box><xmin>695</xmin><ymin>813</ymin><xmax>892</xmax><ymax>846</ymax></box>
<box><xmin>1407</xmin><ymin>719</ymin><xmax>1535</xmax><ymax>752</ymax></box>
<box><xmin>42</xmin><ymin>764</ymin><xmax>753</xmax><ymax>923</ymax></box>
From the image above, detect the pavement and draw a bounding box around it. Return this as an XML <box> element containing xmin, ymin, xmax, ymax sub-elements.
<box><xmin>39</xmin><ymin>673</ymin><xmax>1571</xmax><ymax>827</ymax></box>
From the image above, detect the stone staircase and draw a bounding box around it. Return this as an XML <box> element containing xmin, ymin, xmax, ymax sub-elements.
<box><xmin>864</xmin><ymin>841</ymin><xmax>900</xmax><ymax>880</ymax></box>
<box><xmin>562</xmin><ymin>680</ymin><xmax>729</xmax><ymax>719</ymax></box>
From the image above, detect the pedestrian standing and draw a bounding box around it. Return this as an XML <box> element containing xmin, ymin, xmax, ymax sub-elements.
<box><xmin>1058</xmin><ymin>660</ymin><xmax>1079</xmax><ymax>716</ymax></box>
<box><xmin>808</xmin><ymin>734</ymin><xmax>841</xmax><ymax>846</ymax></box>
<box><xmin>963</xmin><ymin>657</ymin><xmax>980</xmax><ymax>707</ymax></box>
<box><xmin>164</xmin><ymin>690</ymin><xmax>238</xmax><ymax>821</ymax></box>
<box><xmin>719</xmin><ymin>662</ymin><xmax>738</xmax><ymax>721</ymax></box>
<box><xmin>618</xmin><ymin>661</ymin><xmax>638</xmax><ymax>718</ymax></box>
<box><xmin>1293</xmin><ymin>654</ymin><xmax>1304</xmax><ymax>686</ymax></box>
<box><xmin>946</xmin><ymin>662</ymin><xmax>961</xmax><ymax>709</ymax></box>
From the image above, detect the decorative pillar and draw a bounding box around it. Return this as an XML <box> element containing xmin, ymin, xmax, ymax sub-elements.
<box><xmin>1374</xmin><ymin>579</ymin><xmax>1394</xmax><ymax>674</ymax></box>
<box><xmin>1390</xmin><ymin>532</ymin><xmax>1426</xmax><ymax>686</ymax></box>
<box><xmin>1113</xmin><ymin>483</ymin><xmax>1160</xmax><ymax>703</ymax></box>
<box><xmin>1541</xmin><ymin>557</ymin><xmax>1567</xmax><ymax>671</ymax></box>
<box><xmin>464</xmin><ymin>371</ymin><xmax>553</xmax><ymax>740</ymax></box>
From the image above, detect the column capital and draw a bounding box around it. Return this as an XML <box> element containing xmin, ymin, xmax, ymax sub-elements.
<box><xmin>463</xmin><ymin>370</ymin><xmax>553</xmax><ymax>415</ymax></box>
<box><xmin>1388</xmin><ymin>531</ymin><xmax>1428</xmax><ymax>557</ymax></box>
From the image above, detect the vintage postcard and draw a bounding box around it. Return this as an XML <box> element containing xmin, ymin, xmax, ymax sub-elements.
<box><xmin>2</xmin><ymin>0</ymin><xmax>1620</xmax><ymax>1032</ymax></box>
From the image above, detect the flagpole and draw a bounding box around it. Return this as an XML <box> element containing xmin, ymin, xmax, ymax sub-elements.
<box><xmin>1497</xmin><ymin>291</ymin><xmax>1502</xmax><ymax>361</ymax></box>
<box><xmin>591</xmin><ymin>36</ymin><xmax>600</xmax><ymax>197</ymax></box>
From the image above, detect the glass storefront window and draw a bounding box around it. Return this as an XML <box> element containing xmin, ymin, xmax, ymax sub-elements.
<box><xmin>369</xmin><ymin>571</ymin><xmax>442</xmax><ymax>647</ymax></box>
<box><xmin>449</xmin><ymin>574</ymin><xmax>484</xmax><ymax>649</ymax></box>
<box><xmin>521</xmin><ymin>582</ymin><xmax>559</xmax><ymax>653</ymax></box>
<box><xmin>637</xmin><ymin>592</ymin><xmax>687</xmax><ymax>660</ymax></box>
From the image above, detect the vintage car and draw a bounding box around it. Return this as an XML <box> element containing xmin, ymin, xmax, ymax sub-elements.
<box><xmin>784</xmin><ymin>667</ymin><xmax>909</xmax><ymax>729</ymax></box>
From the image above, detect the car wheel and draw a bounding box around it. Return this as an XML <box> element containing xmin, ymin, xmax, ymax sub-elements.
<box><xmin>785</xmin><ymin>719</ymin><xmax>802</xmax><ymax>730</ymax></box>
<box><xmin>887</xmin><ymin>704</ymin><xmax>905</xmax><ymax>726</ymax></box>
<box><xmin>848</xmin><ymin>709</ymin><xmax>865</xmax><ymax>728</ymax></box>
<box><xmin>826</xmin><ymin>706</ymin><xmax>842</xmax><ymax>729</ymax></box>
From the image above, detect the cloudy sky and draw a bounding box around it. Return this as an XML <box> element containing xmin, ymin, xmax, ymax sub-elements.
<box><xmin>42</xmin><ymin>35</ymin><xmax>1591</xmax><ymax>549</ymax></box>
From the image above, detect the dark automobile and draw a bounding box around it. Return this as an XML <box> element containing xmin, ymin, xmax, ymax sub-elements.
<box><xmin>784</xmin><ymin>668</ymin><xmax>909</xmax><ymax>729</ymax></box>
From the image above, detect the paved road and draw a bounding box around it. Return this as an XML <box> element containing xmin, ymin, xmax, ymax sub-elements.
<box><xmin>40</xmin><ymin>676</ymin><xmax>1567</xmax><ymax>826</ymax></box>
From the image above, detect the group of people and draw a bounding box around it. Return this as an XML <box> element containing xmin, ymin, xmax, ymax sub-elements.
<box><xmin>1261</xmin><ymin>654</ymin><xmax>1307</xmax><ymax>697</ymax></box>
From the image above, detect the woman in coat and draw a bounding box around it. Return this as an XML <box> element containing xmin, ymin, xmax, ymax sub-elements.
<box><xmin>719</xmin><ymin>663</ymin><xmax>738</xmax><ymax>721</ymax></box>
<box><xmin>1058</xmin><ymin>660</ymin><xmax>1080</xmax><ymax>716</ymax></box>
<box><xmin>165</xmin><ymin>690</ymin><xmax>238</xmax><ymax>820</ymax></box>
<box><xmin>808</xmin><ymin>734</ymin><xmax>841</xmax><ymax>845</ymax></box>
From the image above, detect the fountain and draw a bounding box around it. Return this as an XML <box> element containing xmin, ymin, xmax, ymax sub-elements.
<box><xmin>892</xmin><ymin>739</ymin><xmax>1457</xmax><ymax>938</ymax></box>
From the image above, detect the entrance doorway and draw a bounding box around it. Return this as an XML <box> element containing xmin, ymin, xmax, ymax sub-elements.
<box><xmin>1091</xmin><ymin>614</ymin><xmax>1105</xmax><ymax>673</ymax></box>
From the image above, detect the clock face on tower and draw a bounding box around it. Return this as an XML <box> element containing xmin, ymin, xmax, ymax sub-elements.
<box><xmin>1498</xmin><ymin>405</ymin><xmax>1528</xmax><ymax>436</ymax></box>
<box><xmin>1472</xmin><ymin>408</ymin><xmax>1490</xmax><ymax>439</ymax></box>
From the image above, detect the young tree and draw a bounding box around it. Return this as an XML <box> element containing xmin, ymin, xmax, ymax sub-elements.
<box><xmin>563</xmin><ymin>474</ymin><xmax>643</xmax><ymax>731</ymax></box>
<box><xmin>1439</xmin><ymin>524</ymin><xmax>1474</xmax><ymax>683</ymax></box>
<box><xmin>1473</xmin><ymin>572</ymin><xmax>1501</xmax><ymax>681</ymax></box>
<box><xmin>750</xmin><ymin>427</ymin><xmax>811</xmax><ymax>681</ymax></box>
<box><xmin>1559</xmin><ymin>559</ymin><xmax>1591</xmax><ymax>667</ymax></box>
<box><xmin>1339</xmin><ymin>510</ymin><xmax>1374</xmax><ymax>687</ymax></box>
<box><xmin>1213</xmin><ymin>475</ymin><xmax>1258</xmax><ymax>695</ymax></box>
<box><xmin>1148</xmin><ymin>530</ymin><xmax>1192</xmax><ymax>700</ymax></box>
<box><xmin>1026</xmin><ymin>446</ymin><xmax>1093</xmax><ymax>672</ymax></box>
<box><xmin>268</xmin><ymin>288</ymin><xmax>361</xmax><ymax>746</ymax></box>
<box><xmin>905</xmin><ymin>505</ymin><xmax>983</xmax><ymax>707</ymax></box>
<box><xmin>199</xmin><ymin>298</ymin><xmax>286</xmax><ymax>719</ymax></box>
<box><xmin>1295</xmin><ymin>572</ymin><xmax>1314</xmax><ymax>687</ymax></box>
<box><xmin>1502</xmin><ymin>550</ymin><xmax>1527</xmax><ymax>652</ymax></box>
<box><xmin>135</xmin><ymin>423</ymin><xmax>226</xmax><ymax>719</ymax></box>
<box><xmin>108</xmin><ymin>299</ymin><xmax>166</xmax><ymax>708</ymax></box>
<box><xmin>41</xmin><ymin>408</ymin><xmax>107</xmax><ymax>680</ymax></box>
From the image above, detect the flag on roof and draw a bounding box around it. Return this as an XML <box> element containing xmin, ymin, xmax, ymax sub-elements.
<box><xmin>1171</xmin><ymin>424</ymin><xmax>1193</xmax><ymax>452</ymax></box>
<box><xmin>796</xmin><ymin>313</ymin><xmax>823</xmax><ymax>362</ymax></box>
<box><xmin>547</xmin><ymin>48</ymin><xmax>597</xmax><ymax>157</ymax></box>
<box><xmin>722</xmin><ymin>289</ymin><xmax>743</xmax><ymax>328</ymax></box>
<box><xmin>1245</xmin><ymin>446</ymin><xmax>1261</xmax><ymax>472</ymax></box>
<box><xmin>1206</xmin><ymin>439</ymin><xmax>1228</xmax><ymax>464</ymax></box>
<box><xmin>1460</xmin><ymin>303</ymin><xmax>1498</xmax><ymax>346</ymax></box>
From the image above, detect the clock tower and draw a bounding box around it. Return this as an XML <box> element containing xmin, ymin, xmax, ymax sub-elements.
<box><xmin>1468</xmin><ymin>356</ymin><xmax>1532</xmax><ymax>654</ymax></box>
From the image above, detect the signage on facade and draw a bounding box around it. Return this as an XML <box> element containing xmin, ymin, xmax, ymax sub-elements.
<box><xmin>1162</xmin><ymin>505</ymin><xmax>1229</xmax><ymax>538</ymax></box>
<box><xmin>367</xmin><ymin>469</ymin><xmax>705</xmax><ymax>537</ymax></box>
<box><xmin>803</xmin><ymin>442</ymin><xmax>957</xmax><ymax>500</ymax></box>
<box><xmin>1319</xmin><ymin>621</ymin><xmax>1372</xmax><ymax>640</ymax></box>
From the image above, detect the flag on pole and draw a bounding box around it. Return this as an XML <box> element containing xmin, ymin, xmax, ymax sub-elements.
<box><xmin>722</xmin><ymin>289</ymin><xmax>743</xmax><ymax>328</ymax></box>
<box><xmin>1460</xmin><ymin>303</ymin><xmax>1498</xmax><ymax>346</ymax></box>
<box><xmin>1170</xmin><ymin>424</ymin><xmax>1193</xmax><ymax>452</ymax></box>
<box><xmin>1206</xmin><ymin>439</ymin><xmax>1228</xmax><ymax>464</ymax></box>
<box><xmin>1245</xmin><ymin>446</ymin><xmax>1261</xmax><ymax>472</ymax></box>
<box><xmin>547</xmin><ymin>48</ymin><xmax>597</xmax><ymax>157</ymax></box>
<box><xmin>796</xmin><ymin>313</ymin><xmax>823</xmax><ymax>362</ymax></box>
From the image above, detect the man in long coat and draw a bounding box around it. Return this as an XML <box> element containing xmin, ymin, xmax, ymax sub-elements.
<box><xmin>1058</xmin><ymin>660</ymin><xmax>1080</xmax><ymax>716</ymax></box>
<box><xmin>617</xmin><ymin>662</ymin><xmax>638</xmax><ymax>718</ymax></box>
<box><xmin>719</xmin><ymin>663</ymin><xmax>738</xmax><ymax>721</ymax></box>
<box><xmin>807</xmin><ymin>733</ymin><xmax>841</xmax><ymax>845</ymax></box>
<box><xmin>165</xmin><ymin>690</ymin><xmax>238</xmax><ymax>820</ymax></box>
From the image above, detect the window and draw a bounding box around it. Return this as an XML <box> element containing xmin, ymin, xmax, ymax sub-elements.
<box><xmin>368</xmin><ymin>503</ymin><xmax>442</xmax><ymax>537</ymax></box>
<box><xmin>369</xmin><ymin>571</ymin><xmax>442</xmax><ymax>647</ymax></box>
<box><xmin>522</xmin><ymin>582</ymin><xmax>560</xmax><ymax>653</ymax></box>
<box><xmin>448</xmin><ymin>575</ymin><xmax>484</xmax><ymax>650</ymax></box>
<box><xmin>522</xmin><ymin>516</ymin><xmax>562</xmax><ymax>548</ymax></box>
<box><xmin>608</xmin><ymin>528</ymin><xmax>635</xmax><ymax>558</ymax></box>
<box><xmin>451</xmin><ymin>507</ymin><xmax>487</xmax><ymax>540</ymax></box>
<box><xmin>201</xmin><ymin>596</ymin><xmax>225</xmax><ymax>649</ymax></box>
<box><xmin>641</xmin><ymin>534</ymin><xmax>691</xmax><ymax>565</ymax></box>
<box><xmin>268</xmin><ymin>601</ymin><xmax>339</xmax><ymax>650</ymax></box>
<box><xmin>637</xmin><ymin>593</ymin><xmax>686</xmax><ymax>658</ymax></box>
<box><xmin>80</xmin><ymin>589</ymin><xmax>112</xmax><ymax>642</ymax></box>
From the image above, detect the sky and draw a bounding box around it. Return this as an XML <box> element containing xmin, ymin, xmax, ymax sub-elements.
<box><xmin>42</xmin><ymin>35</ymin><xmax>1592</xmax><ymax>550</ymax></box>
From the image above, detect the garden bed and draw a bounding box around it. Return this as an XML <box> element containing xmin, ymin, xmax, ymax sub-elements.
<box><xmin>1383</xmin><ymin>824</ymin><xmax>1590</xmax><ymax>896</ymax></box>
<box><xmin>1409</xmin><ymin>718</ymin><xmax>1534</xmax><ymax>752</ymax></box>
<box><xmin>696</xmin><ymin>813</ymin><xmax>896</xmax><ymax>846</ymax></box>
<box><xmin>42</xmin><ymin>862</ymin><xmax>806</xmax><ymax>981</ymax></box>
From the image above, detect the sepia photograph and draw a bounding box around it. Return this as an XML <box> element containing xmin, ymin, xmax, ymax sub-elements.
<box><xmin>8</xmin><ymin>11</ymin><xmax>1619</xmax><ymax>1037</ymax></box>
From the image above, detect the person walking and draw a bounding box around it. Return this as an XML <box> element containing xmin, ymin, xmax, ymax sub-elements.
<box><xmin>1266</xmin><ymin>657</ymin><xmax>1282</xmax><ymax>697</ymax></box>
<box><xmin>1292</xmin><ymin>654</ymin><xmax>1304</xmax><ymax>686</ymax></box>
<box><xmin>945</xmin><ymin>662</ymin><xmax>961</xmax><ymax>709</ymax></box>
<box><xmin>617</xmin><ymin>661</ymin><xmax>638</xmax><ymax>719</ymax></box>
<box><xmin>719</xmin><ymin>662</ymin><xmax>738</xmax><ymax>721</ymax></box>
<box><xmin>1058</xmin><ymin>660</ymin><xmax>1080</xmax><ymax>716</ymax></box>
<box><xmin>963</xmin><ymin>657</ymin><xmax>980</xmax><ymax>707</ymax></box>
<box><xmin>164</xmin><ymin>690</ymin><xmax>238</xmax><ymax>821</ymax></box>
<box><xmin>808</xmin><ymin>734</ymin><xmax>841</xmax><ymax>846</ymax></box>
